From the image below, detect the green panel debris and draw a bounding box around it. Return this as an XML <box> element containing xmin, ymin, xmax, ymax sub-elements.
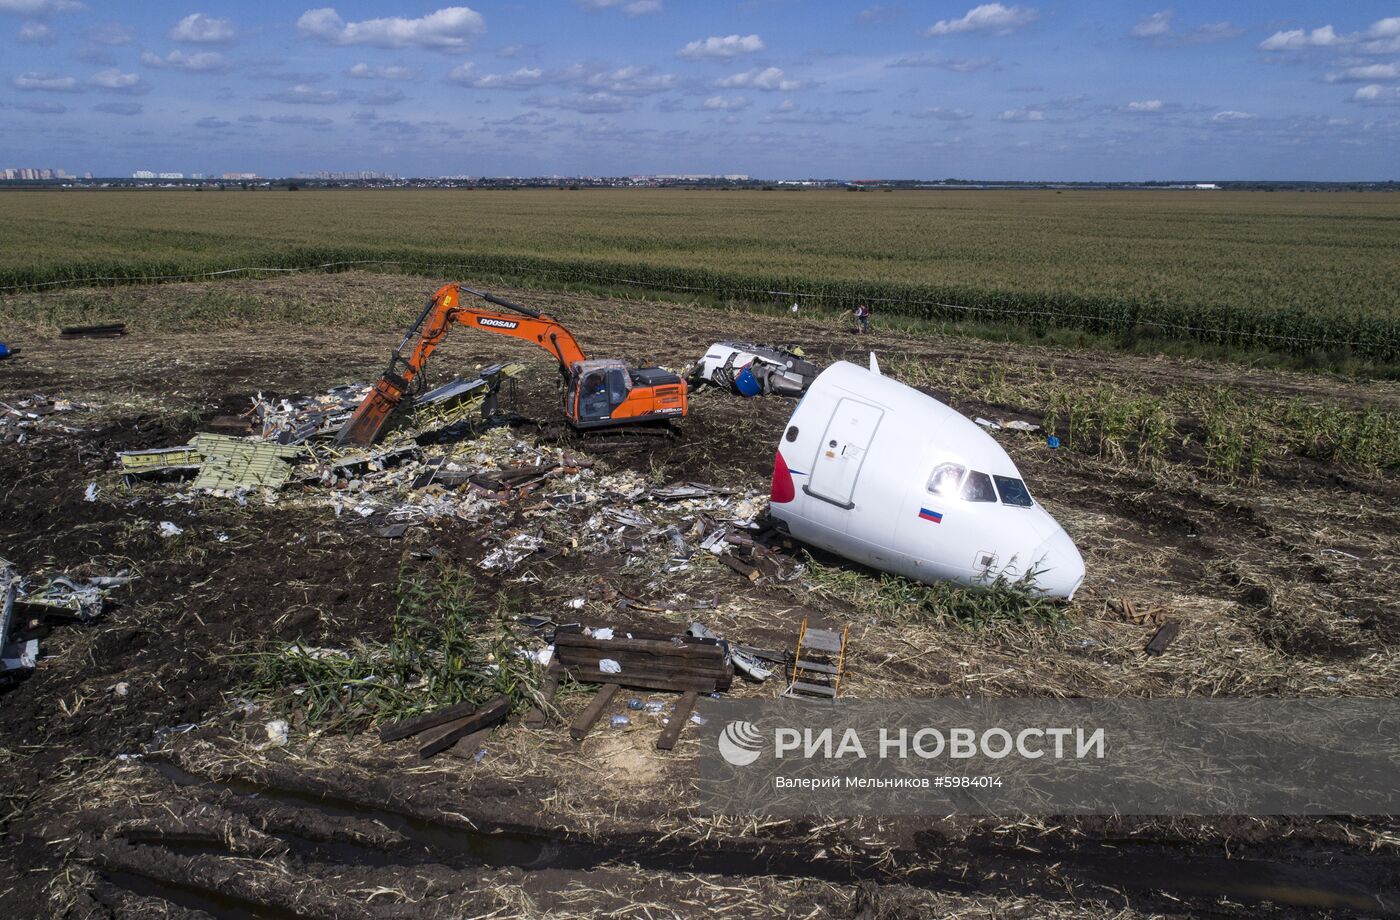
<box><xmin>117</xmin><ymin>445</ymin><xmax>203</xmax><ymax>475</ymax></box>
<box><xmin>190</xmin><ymin>434</ymin><xmax>304</xmax><ymax>491</ymax></box>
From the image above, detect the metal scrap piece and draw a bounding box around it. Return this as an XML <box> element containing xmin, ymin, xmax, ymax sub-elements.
<box><xmin>190</xmin><ymin>434</ymin><xmax>303</xmax><ymax>491</ymax></box>
<box><xmin>117</xmin><ymin>445</ymin><xmax>203</xmax><ymax>477</ymax></box>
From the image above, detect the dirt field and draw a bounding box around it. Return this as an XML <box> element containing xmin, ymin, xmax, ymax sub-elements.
<box><xmin>3</xmin><ymin>273</ymin><xmax>1400</xmax><ymax>918</ymax></box>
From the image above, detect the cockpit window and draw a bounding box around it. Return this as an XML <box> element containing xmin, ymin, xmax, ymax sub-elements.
<box><xmin>993</xmin><ymin>474</ymin><xmax>1033</xmax><ymax>507</ymax></box>
<box><xmin>926</xmin><ymin>462</ymin><xmax>966</xmax><ymax>497</ymax></box>
<box><xmin>961</xmin><ymin>470</ymin><xmax>996</xmax><ymax>502</ymax></box>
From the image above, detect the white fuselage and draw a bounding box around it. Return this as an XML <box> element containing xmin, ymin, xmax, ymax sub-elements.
<box><xmin>769</xmin><ymin>361</ymin><xmax>1085</xmax><ymax>600</ymax></box>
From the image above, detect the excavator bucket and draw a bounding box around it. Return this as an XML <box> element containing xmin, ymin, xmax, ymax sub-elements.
<box><xmin>336</xmin><ymin>375</ymin><xmax>407</xmax><ymax>447</ymax></box>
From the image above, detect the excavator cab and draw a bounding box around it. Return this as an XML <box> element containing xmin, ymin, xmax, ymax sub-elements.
<box><xmin>568</xmin><ymin>359</ymin><xmax>684</xmax><ymax>428</ymax></box>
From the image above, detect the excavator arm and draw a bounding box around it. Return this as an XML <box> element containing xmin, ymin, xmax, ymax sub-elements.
<box><xmin>336</xmin><ymin>283</ymin><xmax>588</xmax><ymax>446</ymax></box>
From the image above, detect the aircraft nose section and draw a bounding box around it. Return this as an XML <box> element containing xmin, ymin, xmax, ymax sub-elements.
<box><xmin>1030</xmin><ymin>527</ymin><xmax>1085</xmax><ymax>601</ymax></box>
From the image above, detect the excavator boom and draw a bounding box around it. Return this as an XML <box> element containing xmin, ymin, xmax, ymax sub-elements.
<box><xmin>336</xmin><ymin>283</ymin><xmax>588</xmax><ymax>446</ymax></box>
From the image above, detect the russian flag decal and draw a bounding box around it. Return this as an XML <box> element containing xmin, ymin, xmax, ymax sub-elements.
<box><xmin>917</xmin><ymin>507</ymin><xmax>944</xmax><ymax>524</ymax></box>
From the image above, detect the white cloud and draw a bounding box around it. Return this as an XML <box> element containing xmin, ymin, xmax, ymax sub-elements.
<box><xmin>90</xmin><ymin>68</ymin><xmax>146</xmax><ymax>93</ymax></box>
<box><xmin>702</xmin><ymin>94</ymin><xmax>748</xmax><ymax>110</ymax></box>
<box><xmin>1130</xmin><ymin>10</ymin><xmax>1172</xmax><ymax>38</ymax></box>
<box><xmin>1212</xmin><ymin>110</ymin><xmax>1256</xmax><ymax>121</ymax></box>
<box><xmin>1125</xmin><ymin>99</ymin><xmax>1164</xmax><ymax>112</ymax></box>
<box><xmin>1259</xmin><ymin>25</ymin><xmax>1345</xmax><ymax>51</ymax></box>
<box><xmin>677</xmin><ymin>33</ymin><xmax>764</xmax><ymax>59</ymax></box>
<box><xmin>1130</xmin><ymin>11</ymin><xmax>1240</xmax><ymax>45</ymax></box>
<box><xmin>715</xmin><ymin>66</ymin><xmax>806</xmax><ymax>91</ymax></box>
<box><xmin>889</xmin><ymin>53</ymin><xmax>998</xmax><ymax>71</ymax></box>
<box><xmin>575</xmin><ymin>64</ymin><xmax>674</xmax><ymax>95</ymax></box>
<box><xmin>911</xmin><ymin>106</ymin><xmax>973</xmax><ymax>120</ymax></box>
<box><xmin>348</xmin><ymin>63</ymin><xmax>416</xmax><ymax>80</ymax></box>
<box><xmin>141</xmin><ymin>50</ymin><xmax>229</xmax><ymax>73</ymax></box>
<box><xmin>924</xmin><ymin>4</ymin><xmax>1037</xmax><ymax>37</ymax></box>
<box><xmin>1352</xmin><ymin>83</ymin><xmax>1400</xmax><ymax>104</ymax></box>
<box><xmin>170</xmin><ymin>12</ymin><xmax>236</xmax><ymax>43</ymax></box>
<box><xmin>576</xmin><ymin>0</ymin><xmax>662</xmax><ymax>15</ymax></box>
<box><xmin>1327</xmin><ymin>62</ymin><xmax>1400</xmax><ymax>83</ymax></box>
<box><xmin>297</xmin><ymin>6</ymin><xmax>484</xmax><ymax>51</ymax></box>
<box><xmin>998</xmin><ymin>107</ymin><xmax>1044</xmax><ymax>121</ymax></box>
<box><xmin>18</xmin><ymin>20</ymin><xmax>52</xmax><ymax>42</ymax></box>
<box><xmin>1360</xmin><ymin>17</ymin><xmax>1400</xmax><ymax>53</ymax></box>
<box><xmin>452</xmin><ymin>64</ymin><xmax>546</xmax><ymax>88</ymax></box>
<box><xmin>270</xmin><ymin>113</ymin><xmax>333</xmax><ymax>126</ymax></box>
<box><xmin>12</xmin><ymin>70</ymin><xmax>79</xmax><ymax>91</ymax></box>
<box><xmin>259</xmin><ymin>83</ymin><xmax>344</xmax><ymax>104</ymax></box>
<box><xmin>0</xmin><ymin>0</ymin><xmax>83</xmax><ymax>15</ymax></box>
<box><xmin>534</xmin><ymin>92</ymin><xmax>633</xmax><ymax>113</ymax></box>
<box><xmin>450</xmin><ymin>62</ymin><xmax>675</xmax><ymax>95</ymax></box>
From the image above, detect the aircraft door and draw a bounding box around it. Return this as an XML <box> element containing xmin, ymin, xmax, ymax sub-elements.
<box><xmin>806</xmin><ymin>398</ymin><xmax>884</xmax><ymax>509</ymax></box>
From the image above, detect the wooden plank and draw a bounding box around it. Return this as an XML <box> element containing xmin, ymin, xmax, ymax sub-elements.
<box><xmin>569</xmin><ymin>683</ymin><xmax>619</xmax><ymax>741</ymax></box>
<box><xmin>555</xmin><ymin>647</ymin><xmax>729</xmax><ymax>674</ymax></box>
<box><xmin>446</xmin><ymin>726</ymin><xmax>495</xmax><ymax>761</ymax></box>
<box><xmin>718</xmin><ymin>552</ymin><xmax>760</xmax><ymax>581</ymax></box>
<box><xmin>554</xmin><ymin>631</ymin><xmax>727</xmax><ymax>660</ymax></box>
<box><xmin>1144</xmin><ymin>621</ymin><xmax>1181</xmax><ymax>657</ymax></box>
<box><xmin>656</xmin><ymin>691</ymin><xmax>698</xmax><ymax>752</ymax></box>
<box><xmin>561</xmin><ymin>662</ymin><xmax>724</xmax><ymax>694</ymax></box>
<box><xmin>379</xmin><ymin>699</ymin><xmax>483</xmax><ymax>743</ymax></box>
<box><xmin>415</xmin><ymin>696</ymin><xmax>511</xmax><ymax>760</ymax></box>
<box><xmin>788</xmin><ymin>680</ymin><xmax>837</xmax><ymax>698</ymax></box>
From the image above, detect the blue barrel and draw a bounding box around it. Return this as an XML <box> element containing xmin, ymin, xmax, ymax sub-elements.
<box><xmin>734</xmin><ymin>366</ymin><xmax>762</xmax><ymax>397</ymax></box>
<box><xmin>0</xmin><ymin>342</ymin><xmax>10</xmax><ymax>359</ymax></box>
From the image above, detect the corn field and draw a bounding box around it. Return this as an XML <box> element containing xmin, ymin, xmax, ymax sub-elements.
<box><xmin>1</xmin><ymin>188</ymin><xmax>1397</xmax><ymax>362</ymax></box>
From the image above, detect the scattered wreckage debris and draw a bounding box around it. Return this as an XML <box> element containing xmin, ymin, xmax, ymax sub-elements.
<box><xmin>690</xmin><ymin>341</ymin><xmax>820</xmax><ymax>397</ymax></box>
<box><xmin>1</xmin><ymin>395</ymin><xmax>93</xmax><ymax>444</ymax></box>
<box><xmin>783</xmin><ymin>617</ymin><xmax>849</xmax><ymax>700</ymax></box>
<box><xmin>59</xmin><ymin>322</ymin><xmax>127</xmax><ymax>340</ymax></box>
<box><xmin>1</xmin><ymin>558</ymin><xmax>131</xmax><ymax>680</ymax></box>
<box><xmin>769</xmin><ymin>358</ymin><xmax>1086</xmax><ymax>601</ymax></box>
<box><xmin>254</xmin><ymin>363</ymin><xmax>525</xmax><ymax>446</ymax></box>
<box><xmin>687</xmin><ymin>621</ymin><xmax>775</xmax><ymax>683</ymax></box>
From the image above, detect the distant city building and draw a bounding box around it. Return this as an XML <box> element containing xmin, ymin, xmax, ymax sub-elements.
<box><xmin>296</xmin><ymin>170</ymin><xmax>399</xmax><ymax>180</ymax></box>
<box><xmin>157</xmin><ymin>172</ymin><xmax>185</xmax><ymax>180</ymax></box>
<box><xmin>2</xmin><ymin>167</ymin><xmax>59</xmax><ymax>180</ymax></box>
<box><xmin>133</xmin><ymin>170</ymin><xmax>156</xmax><ymax>179</ymax></box>
<box><xmin>220</xmin><ymin>172</ymin><xmax>260</xmax><ymax>180</ymax></box>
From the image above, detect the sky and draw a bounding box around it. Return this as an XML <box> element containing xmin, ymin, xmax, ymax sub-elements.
<box><xmin>2</xmin><ymin>1</ymin><xmax>1398</xmax><ymax>180</ymax></box>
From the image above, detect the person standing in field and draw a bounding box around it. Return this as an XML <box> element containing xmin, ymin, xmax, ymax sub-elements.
<box><xmin>854</xmin><ymin>303</ymin><xmax>871</xmax><ymax>335</ymax></box>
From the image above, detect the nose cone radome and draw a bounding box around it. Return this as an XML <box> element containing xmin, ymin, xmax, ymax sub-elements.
<box><xmin>1030</xmin><ymin>527</ymin><xmax>1085</xmax><ymax>601</ymax></box>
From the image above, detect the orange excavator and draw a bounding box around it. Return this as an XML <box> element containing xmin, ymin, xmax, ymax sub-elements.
<box><xmin>336</xmin><ymin>283</ymin><xmax>687</xmax><ymax>446</ymax></box>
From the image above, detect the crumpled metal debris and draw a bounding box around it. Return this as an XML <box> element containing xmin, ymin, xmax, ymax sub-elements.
<box><xmin>687</xmin><ymin>620</ymin><xmax>774</xmax><ymax>682</ymax></box>
<box><xmin>1</xmin><ymin>395</ymin><xmax>94</xmax><ymax>445</ymax></box>
<box><xmin>690</xmin><ymin>342</ymin><xmax>820</xmax><ymax>397</ymax></box>
<box><xmin>3</xmin><ymin>562</ymin><xmax>132</xmax><ymax>676</ymax></box>
<box><xmin>480</xmin><ymin>533</ymin><xmax>546</xmax><ymax>571</ymax></box>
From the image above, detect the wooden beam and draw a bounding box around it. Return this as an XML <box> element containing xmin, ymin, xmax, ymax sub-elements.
<box><xmin>656</xmin><ymin>691</ymin><xmax>698</xmax><ymax>752</ymax></box>
<box><xmin>1144</xmin><ymin>621</ymin><xmax>1181</xmax><ymax>657</ymax></box>
<box><xmin>569</xmin><ymin>683</ymin><xmax>619</xmax><ymax>741</ymax></box>
<box><xmin>380</xmin><ymin>699</ymin><xmax>484</xmax><ymax>743</ymax></box>
<box><xmin>415</xmin><ymin>695</ymin><xmax>511</xmax><ymax>760</ymax></box>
